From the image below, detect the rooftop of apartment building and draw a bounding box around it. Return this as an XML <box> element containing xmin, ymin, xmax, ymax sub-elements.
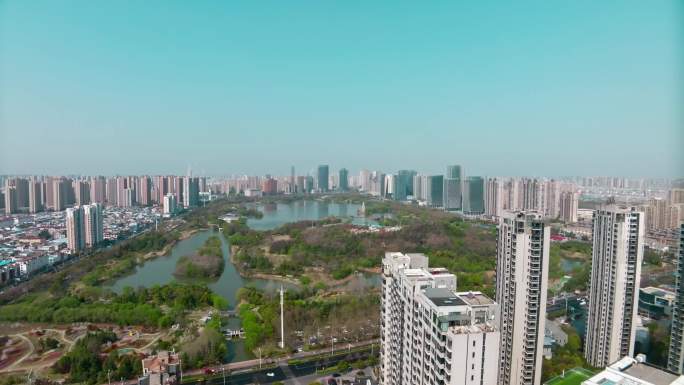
<box><xmin>583</xmin><ymin>356</ymin><xmax>684</xmax><ymax>385</ymax></box>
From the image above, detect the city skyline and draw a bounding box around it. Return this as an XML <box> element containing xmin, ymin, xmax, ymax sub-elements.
<box><xmin>1</xmin><ymin>1</ymin><xmax>682</xmax><ymax>177</ymax></box>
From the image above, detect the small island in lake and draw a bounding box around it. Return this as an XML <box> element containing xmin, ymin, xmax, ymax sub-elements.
<box><xmin>174</xmin><ymin>235</ymin><xmax>225</xmax><ymax>278</ymax></box>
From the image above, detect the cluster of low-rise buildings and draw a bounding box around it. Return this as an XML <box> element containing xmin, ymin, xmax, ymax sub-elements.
<box><xmin>0</xmin><ymin>204</ymin><xmax>162</xmax><ymax>285</ymax></box>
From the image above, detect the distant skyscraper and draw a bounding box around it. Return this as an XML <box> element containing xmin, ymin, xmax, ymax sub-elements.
<box><xmin>496</xmin><ymin>211</ymin><xmax>549</xmax><ymax>385</ymax></box>
<box><xmin>444</xmin><ymin>165</ymin><xmax>464</xmax><ymax>211</ymax></box>
<box><xmin>485</xmin><ymin>177</ymin><xmax>503</xmax><ymax>218</ymax></box>
<box><xmin>52</xmin><ymin>178</ymin><xmax>67</xmax><ymax>211</ymax></box>
<box><xmin>317</xmin><ymin>165</ymin><xmax>329</xmax><ymax>192</ymax></box>
<box><xmin>559</xmin><ymin>191</ymin><xmax>578</xmax><ymax>223</ymax></box>
<box><xmin>370</xmin><ymin>172</ymin><xmax>385</xmax><ymax>197</ymax></box>
<box><xmin>359</xmin><ymin>169</ymin><xmax>371</xmax><ymax>192</ymax></box>
<box><xmin>66</xmin><ymin>206</ymin><xmax>84</xmax><ymax>252</ymax></box>
<box><xmin>463</xmin><ymin>176</ymin><xmax>485</xmax><ymax>215</ymax></box>
<box><xmin>412</xmin><ymin>175</ymin><xmax>423</xmax><ymax>201</ymax></box>
<box><xmin>106</xmin><ymin>177</ymin><xmax>118</xmax><ymax>206</ymax></box>
<box><xmin>262</xmin><ymin>178</ymin><xmax>278</xmax><ymax>195</ymax></box>
<box><xmin>305</xmin><ymin>175</ymin><xmax>314</xmax><ymax>193</ymax></box>
<box><xmin>393</xmin><ymin>170</ymin><xmax>417</xmax><ymax>201</ymax></box>
<box><xmin>669</xmin><ymin>223</ymin><xmax>684</xmax><ymax>373</ymax></box>
<box><xmin>139</xmin><ymin>176</ymin><xmax>152</xmax><ymax>206</ymax></box>
<box><xmin>90</xmin><ymin>176</ymin><xmax>106</xmax><ymax>204</ymax></box>
<box><xmin>585</xmin><ymin>206</ymin><xmax>644</xmax><ymax>368</ymax></box>
<box><xmin>73</xmin><ymin>180</ymin><xmax>90</xmax><ymax>206</ymax></box>
<box><xmin>427</xmin><ymin>175</ymin><xmax>444</xmax><ymax>207</ymax></box>
<box><xmin>183</xmin><ymin>176</ymin><xmax>200</xmax><ymax>208</ymax></box>
<box><xmin>29</xmin><ymin>178</ymin><xmax>43</xmax><ymax>213</ymax></box>
<box><xmin>338</xmin><ymin>168</ymin><xmax>349</xmax><ymax>191</ymax></box>
<box><xmin>381</xmin><ymin>252</ymin><xmax>501</xmax><ymax>385</ymax></box>
<box><xmin>4</xmin><ymin>186</ymin><xmax>17</xmax><ymax>214</ymax></box>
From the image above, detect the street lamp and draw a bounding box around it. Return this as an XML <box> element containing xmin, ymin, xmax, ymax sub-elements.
<box><xmin>222</xmin><ymin>365</ymin><xmax>226</xmax><ymax>385</ymax></box>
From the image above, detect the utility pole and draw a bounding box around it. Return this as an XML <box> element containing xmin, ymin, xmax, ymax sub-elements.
<box><xmin>222</xmin><ymin>365</ymin><xmax>226</xmax><ymax>385</ymax></box>
<box><xmin>279</xmin><ymin>285</ymin><xmax>285</xmax><ymax>349</ymax></box>
<box><xmin>258</xmin><ymin>347</ymin><xmax>262</xmax><ymax>369</ymax></box>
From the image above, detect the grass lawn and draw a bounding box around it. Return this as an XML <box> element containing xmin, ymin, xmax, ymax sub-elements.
<box><xmin>545</xmin><ymin>368</ymin><xmax>594</xmax><ymax>385</ymax></box>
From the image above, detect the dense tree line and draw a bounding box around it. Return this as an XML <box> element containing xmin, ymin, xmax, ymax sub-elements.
<box><xmin>0</xmin><ymin>283</ymin><xmax>219</xmax><ymax>327</ymax></box>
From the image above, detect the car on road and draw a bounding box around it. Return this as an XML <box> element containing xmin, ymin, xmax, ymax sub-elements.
<box><xmin>204</xmin><ymin>368</ymin><xmax>216</xmax><ymax>375</ymax></box>
<box><xmin>266</xmin><ymin>372</ymin><xmax>275</xmax><ymax>377</ymax></box>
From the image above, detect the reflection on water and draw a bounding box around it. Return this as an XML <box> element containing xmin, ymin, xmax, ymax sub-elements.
<box><xmin>246</xmin><ymin>201</ymin><xmax>376</xmax><ymax>231</ymax></box>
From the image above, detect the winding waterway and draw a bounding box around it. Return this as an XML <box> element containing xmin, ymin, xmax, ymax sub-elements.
<box><xmin>104</xmin><ymin>200</ymin><xmax>380</xmax><ymax>362</ymax></box>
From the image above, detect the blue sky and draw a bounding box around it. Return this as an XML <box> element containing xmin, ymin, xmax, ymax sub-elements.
<box><xmin>1</xmin><ymin>1</ymin><xmax>681</xmax><ymax>177</ymax></box>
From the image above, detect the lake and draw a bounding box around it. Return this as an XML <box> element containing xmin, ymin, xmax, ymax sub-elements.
<box><xmin>105</xmin><ymin>200</ymin><xmax>381</xmax><ymax>362</ymax></box>
<box><xmin>246</xmin><ymin>200</ymin><xmax>376</xmax><ymax>230</ymax></box>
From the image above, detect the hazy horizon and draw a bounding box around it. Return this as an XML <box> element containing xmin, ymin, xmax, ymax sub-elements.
<box><xmin>1</xmin><ymin>1</ymin><xmax>682</xmax><ymax>177</ymax></box>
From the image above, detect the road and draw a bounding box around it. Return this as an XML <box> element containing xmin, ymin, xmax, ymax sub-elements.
<box><xmin>183</xmin><ymin>339</ymin><xmax>378</xmax><ymax>377</ymax></box>
<box><xmin>186</xmin><ymin>349</ymin><xmax>375</xmax><ymax>385</ymax></box>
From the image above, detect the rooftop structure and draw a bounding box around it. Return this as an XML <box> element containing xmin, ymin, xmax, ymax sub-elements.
<box><xmin>583</xmin><ymin>356</ymin><xmax>684</xmax><ymax>385</ymax></box>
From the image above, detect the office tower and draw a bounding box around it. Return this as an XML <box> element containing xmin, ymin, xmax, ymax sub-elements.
<box><xmin>199</xmin><ymin>177</ymin><xmax>207</xmax><ymax>193</ymax></box>
<box><xmin>496</xmin><ymin>211</ymin><xmax>549</xmax><ymax>385</ymax></box>
<box><xmin>444</xmin><ymin>165</ymin><xmax>464</xmax><ymax>211</ymax></box>
<box><xmin>163</xmin><ymin>193</ymin><xmax>177</xmax><ymax>216</ymax></box>
<box><xmin>317</xmin><ymin>165</ymin><xmax>329</xmax><ymax>192</ymax></box>
<box><xmin>90</xmin><ymin>176</ymin><xmax>106</xmax><ymax>204</ymax></box>
<box><xmin>0</xmin><ymin>191</ymin><xmax>4</xmax><ymax>210</ymax></box>
<box><xmin>393</xmin><ymin>170</ymin><xmax>417</xmax><ymax>201</ymax></box>
<box><xmin>485</xmin><ymin>178</ymin><xmax>504</xmax><ymax>218</ymax></box>
<box><xmin>412</xmin><ymin>175</ymin><xmax>423</xmax><ymax>201</ymax></box>
<box><xmin>463</xmin><ymin>176</ymin><xmax>485</xmax><ymax>215</ymax></box>
<box><xmin>28</xmin><ymin>178</ymin><xmax>43</xmax><ymax>213</ymax></box>
<box><xmin>66</xmin><ymin>206</ymin><xmax>84</xmax><ymax>252</ymax></box>
<box><xmin>424</xmin><ymin>175</ymin><xmax>444</xmax><ymax>207</ymax></box>
<box><xmin>83</xmin><ymin>203</ymin><xmax>103</xmax><ymax>247</ymax></box>
<box><xmin>669</xmin><ymin>223</ymin><xmax>684</xmax><ymax>374</ymax></box>
<box><xmin>4</xmin><ymin>186</ymin><xmax>17</xmax><ymax>214</ymax></box>
<box><xmin>139</xmin><ymin>176</ymin><xmax>152</xmax><ymax>206</ymax></box>
<box><xmin>585</xmin><ymin>207</ymin><xmax>644</xmax><ymax>368</ymax></box>
<box><xmin>385</xmin><ymin>174</ymin><xmax>395</xmax><ymax>197</ymax></box>
<box><xmin>183</xmin><ymin>177</ymin><xmax>200</xmax><ymax>207</ymax></box>
<box><xmin>73</xmin><ymin>180</ymin><xmax>90</xmax><ymax>206</ymax></box>
<box><xmin>559</xmin><ymin>191</ymin><xmax>578</xmax><ymax>223</ymax></box>
<box><xmin>305</xmin><ymin>176</ymin><xmax>314</xmax><ymax>193</ymax></box>
<box><xmin>381</xmin><ymin>252</ymin><xmax>500</xmax><ymax>385</ymax></box>
<box><xmin>338</xmin><ymin>168</ymin><xmax>349</xmax><ymax>191</ymax></box>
